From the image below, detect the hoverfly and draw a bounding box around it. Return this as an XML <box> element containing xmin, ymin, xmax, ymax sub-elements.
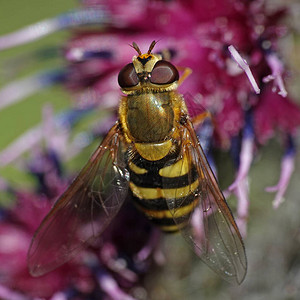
<box><xmin>28</xmin><ymin>41</ymin><xmax>247</xmax><ymax>284</ymax></box>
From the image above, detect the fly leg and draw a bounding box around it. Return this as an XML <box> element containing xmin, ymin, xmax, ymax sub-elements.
<box><xmin>177</xmin><ymin>66</ymin><xmax>192</xmax><ymax>87</ymax></box>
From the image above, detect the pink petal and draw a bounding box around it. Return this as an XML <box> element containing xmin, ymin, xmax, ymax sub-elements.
<box><xmin>228</xmin><ymin>45</ymin><xmax>260</xmax><ymax>94</ymax></box>
<box><xmin>265</xmin><ymin>153</ymin><xmax>295</xmax><ymax>209</ymax></box>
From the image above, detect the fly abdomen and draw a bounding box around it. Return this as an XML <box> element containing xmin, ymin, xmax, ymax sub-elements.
<box><xmin>128</xmin><ymin>149</ymin><xmax>200</xmax><ymax>233</ymax></box>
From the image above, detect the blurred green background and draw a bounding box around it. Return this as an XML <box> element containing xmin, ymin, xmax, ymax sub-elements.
<box><xmin>0</xmin><ymin>0</ymin><xmax>74</xmax><ymax>149</ymax></box>
<box><xmin>0</xmin><ymin>0</ymin><xmax>76</xmax><ymax>189</ymax></box>
<box><xmin>0</xmin><ymin>1</ymin><xmax>300</xmax><ymax>299</ymax></box>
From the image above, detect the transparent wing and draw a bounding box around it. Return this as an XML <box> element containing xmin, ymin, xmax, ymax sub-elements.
<box><xmin>28</xmin><ymin>123</ymin><xmax>129</xmax><ymax>277</ymax></box>
<box><xmin>165</xmin><ymin>120</ymin><xmax>247</xmax><ymax>284</ymax></box>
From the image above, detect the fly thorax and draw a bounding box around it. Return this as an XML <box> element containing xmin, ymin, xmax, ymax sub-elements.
<box><xmin>126</xmin><ymin>92</ymin><xmax>174</xmax><ymax>143</ymax></box>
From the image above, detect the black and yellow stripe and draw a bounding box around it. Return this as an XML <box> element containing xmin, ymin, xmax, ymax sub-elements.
<box><xmin>128</xmin><ymin>149</ymin><xmax>200</xmax><ymax>232</ymax></box>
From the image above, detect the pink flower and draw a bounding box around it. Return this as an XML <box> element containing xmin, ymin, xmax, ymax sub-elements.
<box><xmin>0</xmin><ymin>192</ymin><xmax>78</xmax><ymax>298</ymax></box>
<box><xmin>254</xmin><ymin>87</ymin><xmax>300</xmax><ymax>144</ymax></box>
<box><xmin>64</xmin><ymin>0</ymin><xmax>299</xmax><ymax>236</ymax></box>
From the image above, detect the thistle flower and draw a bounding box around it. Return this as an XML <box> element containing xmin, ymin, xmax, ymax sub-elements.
<box><xmin>60</xmin><ymin>0</ymin><xmax>300</xmax><ymax>231</ymax></box>
<box><xmin>0</xmin><ymin>0</ymin><xmax>300</xmax><ymax>299</ymax></box>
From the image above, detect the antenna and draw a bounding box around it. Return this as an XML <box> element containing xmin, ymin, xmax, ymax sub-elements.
<box><xmin>147</xmin><ymin>40</ymin><xmax>157</xmax><ymax>54</ymax></box>
<box><xmin>131</xmin><ymin>42</ymin><xmax>142</xmax><ymax>55</ymax></box>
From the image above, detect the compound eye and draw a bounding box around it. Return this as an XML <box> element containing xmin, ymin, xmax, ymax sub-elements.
<box><xmin>118</xmin><ymin>63</ymin><xmax>139</xmax><ymax>88</ymax></box>
<box><xmin>150</xmin><ymin>60</ymin><xmax>179</xmax><ymax>85</ymax></box>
